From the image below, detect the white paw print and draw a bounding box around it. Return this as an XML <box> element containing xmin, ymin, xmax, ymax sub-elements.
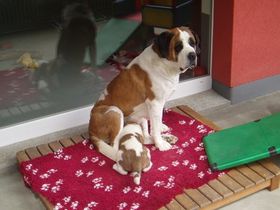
<box><xmin>131</xmin><ymin>203</ymin><xmax>140</xmax><ymax>210</ymax></box>
<box><xmin>87</xmin><ymin>201</ymin><xmax>98</xmax><ymax>208</ymax></box>
<box><xmin>64</xmin><ymin>155</ymin><xmax>72</xmax><ymax>160</ymax></box>
<box><xmin>198</xmin><ymin>171</ymin><xmax>205</xmax><ymax>179</ymax></box>
<box><xmin>40</xmin><ymin>173</ymin><xmax>50</xmax><ymax>179</ymax></box>
<box><xmin>75</xmin><ymin>170</ymin><xmax>84</xmax><ymax>177</ymax></box>
<box><xmin>81</xmin><ymin>156</ymin><xmax>89</xmax><ymax>163</ymax></box>
<box><xmin>98</xmin><ymin>160</ymin><xmax>106</xmax><ymax>166</ymax></box>
<box><xmin>172</xmin><ymin>160</ymin><xmax>180</xmax><ymax>167</ymax></box>
<box><xmin>153</xmin><ymin>181</ymin><xmax>165</xmax><ymax>187</ymax></box>
<box><xmin>82</xmin><ymin>140</ymin><xmax>88</xmax><ymax>145</ymax></box>
<box><xmin>164</xmin><ymin>182</ymin><xmax>175</xmax><ymax>189</ymax></box>
<box><xmin>104</xmin><ymin>185</ymin><xmax>113</xmax><ymax>192</ymax></box>
<box><xmin>56</xmin><ymin>179</ymin><xmax>63</xmax><ymax>185</ymax></box>
<box><xmin>92</xmin><ymin>177</ymin><xmax>102</xmax><ymax>183</ymax></box>
<box><xmin>189</xmin><ymin>163</ymin><xmax>198</xmax><ymax>170</ymax></box>
<box><xmin>189</xmin><ymin>119</ymin><xmax>195</xmax><ymax>125</ymax></box>
<box><xmin>158</xmin><ymin>166</ymin><xmax>168</xmax><ymax>171</ymax></box>
<box><xmin>89</xmin><ymin>144</ymin><xmax>94</xmax><ymax>150</ymax></box>
<box><xmin>71</xmin><ymin>201</ymin><xmax>79</xmax><ymax>209</ymax></box>
<box><xmin>181</xmin><ymin>142</ymin><xmax>189</xmax><ymax>148</ymax></box>
<box><xmin>63</xmin><ymin>196</ymin><xmax>71</xmax><ymax>204</ymax></box>
<box><xmin>168</xmin><ymin>176</ymin><xmax>175</xmax><ymax>182</ymax></box>
<box><xmin>93</xmin><ymin>183</ymin><xmax>104</xmax><ymax>189</ymax></box>
<box><xmin>32</xmin><ymin>169</ymin><xmax>38</xmax><ymax>175</ymax></box>
<box><xmin>86</xmin><ymin>171</ymin><xmax>94</xmax><ymax>177</ymax></box>
<box><xmin>51</xmin><ymin>185</ymin><xmax>60</xmax><ymax>193</ymax></box>
<box><xmin>54</xmin><ymin>203</ymin><xmax>63</xmax><ymax>210</ymax></box>
<box><xmin>207</xmin><ymin>168</ymin><xmax>213</xmax><ymax>175</ymax></box>
<box><xmin>25</xmin><ymin>164</ymin><xmax>32</xmax><ymax>171</ymax></box>
<box><xmin>176</xmin><ymin>148</ymin><xmax>184</xmax><ymax>155</ymax></box>
<box><xmin>47</xmin><ymin>169</ymin><xmax>58</xmax><ymax>174</ymax></box>
<box><xmin>182</xmin><ymin>160</ymin><xmax>189</xmax><ymax>166</ymax></box>
<box><xmin>194</xmin><ymin>147</ymin><xmax>204</xmax><ymax>152</ymax></box>
<box><xmin>117</xmin><ymin>202</ymin><xmax>128</xmax><ymax>210</ymax></box>
<box><xmin>190</xmin><ymin>137</ymin><xmax>196</xmax><ymax>143</ymax></box>
<box><xmin>142</xmin><ymin>190</ymin><xmax>150</xmax><ymax>198</ymax></box>
<box><xmin>199</xmin><ymin>155</ymin><xmax>207</xmax><ymax>160</ymax></box>
<box><xmin>91</xmin><ymin>157</ymin><xmax>99</xmax><ymax>163</ymax></box>
<box><xmin>199</xmin><ymin>128</ymin><xmax>208</xmax><ymax>134</ymax></box>
<box><xmin>197</xmin><ymin>124</ymin><xmax>205</xmax><ymax>129</ymax></box>
<box><xmin>123</xmin><ymin>186</ymin><xmax>131</xmax><ymax>194</ymax></box>
<box><xmin>133</xmin><ymin>186</ymin><xmax>142</xmax><ymax>193</ymax></box>
<box><xmin>41</xmin><ymin>183</ymin><xmax>50</xmax><ymax>191</ymax></box>
<box><xmin>179</xmin><ymin>120</ymin><xmax>186</xmax><ymax>125</ymax></box>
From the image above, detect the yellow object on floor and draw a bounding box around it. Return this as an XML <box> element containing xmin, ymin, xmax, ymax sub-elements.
<box><xmin>17</xmin><ymin>53</ymin><xmax>39</xmax><ymax>69</ymax></box>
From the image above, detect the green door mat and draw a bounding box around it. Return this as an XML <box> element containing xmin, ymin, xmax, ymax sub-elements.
<box><xmin>85</xmin><ymin>18</ymin><xmax>141</xmax><ymax>66</ymax></box>
<box><xmin>203</xmin><ymin>113</ymin><xmax>280</xmax><ymax>171</ymax></box>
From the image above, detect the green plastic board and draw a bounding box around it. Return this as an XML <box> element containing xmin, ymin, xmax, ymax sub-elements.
<box><xmin>85</xmin><ymin>18</ymin><xmax>141</xmax><ymax>66</ymax></box>
<box><xmin>203</xmin><ymin>113</ymin><xmax>280</xmax><ymax>171</ymax></box>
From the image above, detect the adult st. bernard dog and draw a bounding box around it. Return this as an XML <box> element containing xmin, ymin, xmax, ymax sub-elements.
<box><xmin>89</xmin><ymin>27</ymin><xmax>199</xmax><ymax>160</ymax></box>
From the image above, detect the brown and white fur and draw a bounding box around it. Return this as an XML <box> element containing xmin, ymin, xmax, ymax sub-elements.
<box><xmin>88</xmin><ymin>27</ymin><xmax>199</xmax><ymax>161</ymax></box>
<box><xmin>113</xmin><ymin>123</ymin><xmax>152</xmax><ymax>185</ymax></box>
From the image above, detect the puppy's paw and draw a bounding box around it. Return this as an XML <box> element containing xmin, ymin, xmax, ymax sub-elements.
<box><xmin>156</xmin><ymin>140</ymin><xmax>172</xmax><ymax>151</ymax></box>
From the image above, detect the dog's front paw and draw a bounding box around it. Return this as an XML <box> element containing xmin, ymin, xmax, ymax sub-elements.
<box><xmin>156</xmin><ymin>140</ymin><xmax>172</xmax><ymax>151</ymax></box>
<box><xmin>162</xmin><ymin>133</ymin><xmax>178</xmax><ymax>145</ymax></box>
<box><xmin>161</xmin><ymin>123</ymin><xmax>170</xmax><ymax>133</ymax></box>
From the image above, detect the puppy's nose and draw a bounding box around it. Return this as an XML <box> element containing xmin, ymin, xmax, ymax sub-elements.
<box><xmin>188</xmin><ymin>52</ymin><xmax>197</xmax><ymax>62</ymax></box>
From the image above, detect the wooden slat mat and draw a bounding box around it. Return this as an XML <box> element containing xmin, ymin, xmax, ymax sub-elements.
<box><xmin>16</xmin><ymin>105</ymin><xmax>280</xmax><ymax>210</ymax></box>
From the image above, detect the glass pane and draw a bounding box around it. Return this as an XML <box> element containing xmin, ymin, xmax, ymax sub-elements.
<box><xmin>0</xmin><ymin>1</ymin><xmax>153</xmax><ymax>128</ymax></box>
<box><xmin>0</xmin><ymin>0</ymin><xmax>212</xmax><ymax>128</ymax></box>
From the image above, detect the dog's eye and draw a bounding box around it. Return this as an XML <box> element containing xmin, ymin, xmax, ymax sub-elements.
<box><xmin>189</xmin><ymin>38</ymin><xmax>195</xmax><ymax>47</ymax></box>
<box><xmin>175</xmin><ymin>42</ymin><xmax>183</xmax><ymax>54</ymax></box>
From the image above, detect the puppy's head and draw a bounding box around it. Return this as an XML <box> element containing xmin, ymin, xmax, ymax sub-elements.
<box><xmin>152</xmin><ymin>27</ymin><xmax>200</xmax><ymax>73</ymax></box>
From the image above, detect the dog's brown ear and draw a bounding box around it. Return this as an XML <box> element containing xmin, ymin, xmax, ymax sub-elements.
<box><xmin>152</xmin><ymin>31</ymin><xmax>174</xmax><ymax>59</ymax></box>
<box><xmin>180</xmin><ymin>27</ymin><xmax>200</xmax><ymax>55</ymax></box>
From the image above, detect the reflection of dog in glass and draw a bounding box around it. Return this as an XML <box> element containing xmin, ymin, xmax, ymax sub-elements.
<box><xmin>34</xmin><ymin>2</ymin><xmax>97</xmax><ymax>92</ymax></box>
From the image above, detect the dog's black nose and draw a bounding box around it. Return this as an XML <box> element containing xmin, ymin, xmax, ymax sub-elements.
<box><xmin>188</xmin><ymin>52</ymin><xmax>196</xmax><ymax>62</ymax></box>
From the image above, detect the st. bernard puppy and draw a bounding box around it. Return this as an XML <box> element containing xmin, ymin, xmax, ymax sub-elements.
<box><xmin>88</xmin><ymin>27</ymin><xmax>199</xmax><ymax>160</ymax></box>
<box><xmin>113</xmin><ymin>122</ymin><xmax>152</xmax><ymax>185</ymax></box>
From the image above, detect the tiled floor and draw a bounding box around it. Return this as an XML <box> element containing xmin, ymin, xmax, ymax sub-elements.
<box><xmin>0</xmin><ymin>89</ymin><xmax>280</xmax><ymax>209</ymax></box>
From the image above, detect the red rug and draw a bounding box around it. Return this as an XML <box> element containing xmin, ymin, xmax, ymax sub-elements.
<box><xmin>20</xmin><ymin>110</ymin><xmax>226</xmax><ymax>210</ymax></box>
<box><xmin>0</xmin><ymin>67</ymin><xmax>40</xmax><ymax>108</ymax></box>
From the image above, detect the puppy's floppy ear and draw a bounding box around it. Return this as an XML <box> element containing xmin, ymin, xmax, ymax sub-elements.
<box><xmin>153</xmin><ymin>31</ymin><xmax>174</xmax><ymax>58</ymax></box>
